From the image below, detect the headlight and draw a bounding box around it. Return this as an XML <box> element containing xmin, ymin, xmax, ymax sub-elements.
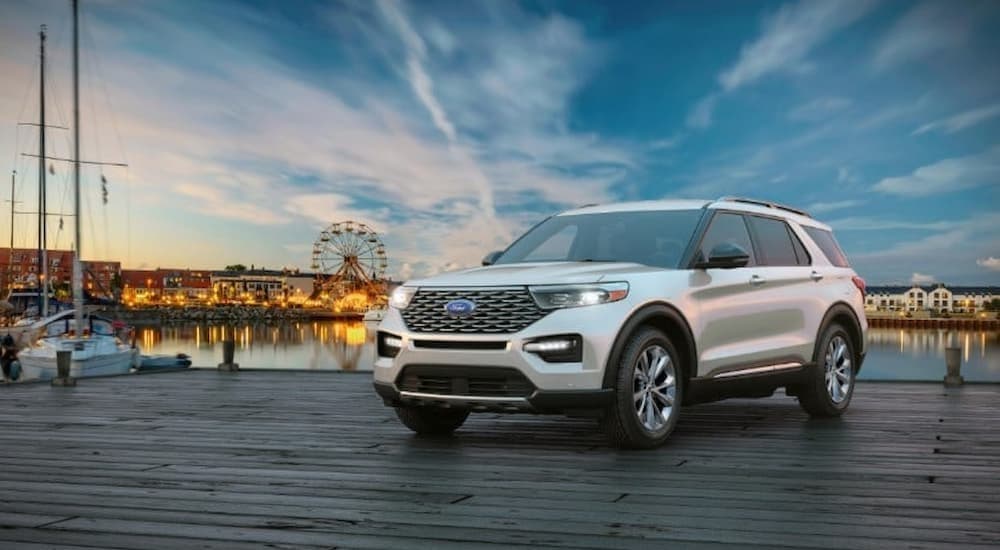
<box><xmin>528</xmin><ymin>282</ymin><xmax>629</xmax><ymax>309</ymax></box>
<box><xmin>389</xmin><ymin>286</ymin><xmax>417</xmax><ymax>309</ymax></box>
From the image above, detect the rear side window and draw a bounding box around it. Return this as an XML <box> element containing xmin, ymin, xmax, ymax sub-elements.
<box><xmin>747</xmin><ymin>216</ymin><xmax>804</xmax><ymax>266</ymax></box>
<box><xmin>804</xmin><ymin>227</ymin><xmax>850</xmax><ymax>267</ymax></box>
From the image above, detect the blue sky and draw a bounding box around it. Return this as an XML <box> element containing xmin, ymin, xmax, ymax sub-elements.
<box><xmin>0</xmin><ymin>0</ymin><xmax>998</xmax><ymax>284</ymax></box>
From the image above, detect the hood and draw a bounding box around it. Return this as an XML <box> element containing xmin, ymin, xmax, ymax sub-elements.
<box><xmin>406</xmin><ymin>261</ymin><xmax>667</xmax><ymax>287</ymax></box>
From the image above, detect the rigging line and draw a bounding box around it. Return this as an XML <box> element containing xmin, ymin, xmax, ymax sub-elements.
<box><xmin>80</xmin><ymin>16</ymin><xmax>110</xmax><ymax>262</ymax></box>
<box><xmin>84</xmin><ymin>10</ymin><xmax>133</xmax><ymax>268</ymax></box>
<box><xmin>11</xmin><ymin>52</ymin><xmax>39</xmax><ymax>174</ymax></box>
<box><xmin>81</xmin><ymin>14</ymin><xmax>104</xmax><ymax>178</ymax></box>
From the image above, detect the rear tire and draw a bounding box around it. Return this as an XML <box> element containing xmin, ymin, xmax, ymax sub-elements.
<box><xmin>395</xmin><ymin>406</ymin><xmax>469</xmax><ymax>435</ymax></box>
<box><xmin>798</xmin><ymin>323</ymin><xmax>856</xmax><ymax>417</ymax></box>
<box><xmin>600</xmin><ymin>327</ymin><xmax>683</xmax><ymax>449</ymax></box>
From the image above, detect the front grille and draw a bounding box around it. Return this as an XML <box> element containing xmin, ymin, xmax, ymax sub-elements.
<box><xmin>398</xmin><ymin>366</ymin><xmax>535</xmax><ymax>398</ymax></box>
<box><xmin>401</xmin><ymin>287</ymin><xmax>548</xmax><ymax>334</ymax></box>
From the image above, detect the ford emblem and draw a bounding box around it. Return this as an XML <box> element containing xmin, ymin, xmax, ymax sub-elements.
<box><xmin>444</xmin><ymin>299</ymin><xmax>476</xmax><ymax>317</ymax></box>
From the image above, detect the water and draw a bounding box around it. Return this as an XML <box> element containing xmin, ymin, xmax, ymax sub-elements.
<box><xmin>136</xmin><ymin>320</ymin><xmax>377</xmax><ymax>372</ymax></box>
<box><xmin>862</xmin><ymin>327</ymin><xmax>999</xmax><ymax>382</ymax></box>
<box><xmin>136</xmin><ymin>322</ymin><xmax>1000</xmax><ymax>382</ymax></box>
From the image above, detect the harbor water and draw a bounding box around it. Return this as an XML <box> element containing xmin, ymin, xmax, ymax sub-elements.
<box><xmin>134</xmin><ymin>322</ymin><xmax>1000</xmax><ymax>382</ymax></box>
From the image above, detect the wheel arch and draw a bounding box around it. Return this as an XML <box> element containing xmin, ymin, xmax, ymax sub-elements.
<box><xmin>816</xmin><ymin>302</ymin><xmax>864</xmax><ymax>372</ymax></box>
<box><xmin>602</xmin><ymin>302</ymin><xmax>698</xmax><ymax>390</ymax></box>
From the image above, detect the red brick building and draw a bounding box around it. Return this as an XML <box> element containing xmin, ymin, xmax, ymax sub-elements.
<box><xmin>120</xmin><ymin>268</ymin><xmax>213</xmax><ymax>304</ymax></box>
<box><xmin>0</xmin><ymin>247</ymin><xmax>121</xmax><ymax>299</ymax></box>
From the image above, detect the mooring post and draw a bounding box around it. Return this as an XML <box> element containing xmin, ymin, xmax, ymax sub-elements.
<box><xmin>51</xmin><ymin>349</ymin><xmax>76</xmax><ymax>387</ymax></box>
<box><xmin>944</xmin><ymin>346</ymin><xmax>963</xmax><ymax>387</ymax></box>
<box><xmin>218</xmin><ymin>338</ymin><xmax>239</xmax><ymax>372</ymax></box>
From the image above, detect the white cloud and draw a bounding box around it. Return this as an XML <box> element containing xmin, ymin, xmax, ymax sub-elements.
<box><xmin>0</xmin><ymin>1</ymin><xmax>637</xmax><ymax>277</ymax></box>
<box><xmin>873</xmin><ymin>146</ymin><xmax>1000</xmax><ymax>196</ymax></box>
<box><xmin>648</xmin><ymin>136</ymin><xmax>683</xmax><ymax>151</ymax></box>
<box><xmin>806</xmin><ymin>200</ymin><xmax>861</xmax><ymax>214</ymax></box>
<box><xmin>912</xmin><ymin>102</ymin><xmax>1000</xmax><ymax>136</ymax></box>
<box><xmin>910</xmin><ymin>272</ymin><xmax>936</xmax><ymax>284</ymax></box>
<box><xmin>977</xmin><ymin>257</ymin><xmax>1000</xmax><ymax>271</ymax></box>
<box><xmin>788</xmin><ymin>97</ymin><xmax>852</xmax><ymax>122</ymax></box>
<box><xmin>836</xmin><ymin>166</ymin><xmax>860</xmax><ymax>184</ymax></box>
<box><xmin>873</xmin><ymin>1</ymin><xmax>978</xmax><ymax>70</ymax></box>
<box><xmin>827</xmin><ymin>217</ymin><xmax>958</xmax><ymax>231</ymax></box>
<box><xmin>718</xmin><ymin>1</ymin><xmax>877</xmax><ymax>91</ymax></box>
<box><xmin>857</xmin><ymin>94</ymin><xmax>932</xmax><ymax>131</ymax></box>
<box><xmin>686</xmin><ymin>94</ymin><xmax>717</xmax><ymax>129</ymax></box>
<box><xmin>850</xmin><ymin>214</ymin><xmax>1000</xmax><ymax>284</ymax></box>
<box><xmin>689</xmin><ymin>1</ymin><xmax>875</xmax><ymax>129</ymax></box>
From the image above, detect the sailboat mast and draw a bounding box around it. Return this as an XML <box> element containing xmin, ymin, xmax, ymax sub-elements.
<box><xmin>72</xmin><ymin>0</ymin><xmax>83</xmax><ymax>331</ymax></box>
<box><xmin>8</xmin><ymin>170</ymin><xmax>14</xmax><ymax>294</ymax></box>
<box><xmin>38</xmin><ymin>25</ymin><xmax>49</xmax><ymax>316</ymax></box>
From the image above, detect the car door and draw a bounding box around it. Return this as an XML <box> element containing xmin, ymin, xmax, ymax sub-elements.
<box><xmin>743</xmin><ymin>214</ymin><xmax>819</xmax><ymax>366</ymax></box>
<box><xmin>687</xmin><ymin>211</ymin><xmax>785</xmax><ymax>376</ymax></box>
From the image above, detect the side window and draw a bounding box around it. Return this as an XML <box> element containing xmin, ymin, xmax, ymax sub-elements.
<box><xmin>523</xmin><ymin>225</ymin><xmax>578</xmax><ymax>261</ymax></box>
<box><xmin>788</xmin><ymin>226</ymin><xmax>811</xmax><ymax>265</ymax></box>
<box><xmin>803</xmin><ymin>227</ymin><xmax>850</xmax><ymax>267</ymax></box>
<box><xmin>747</xmin><ymin>216</ymin><xmax>800</xmax><ymax>266</ymax></box>
<box><xmin>698</xmin><ymin>213</ymin><xmax>755</xmax><ymax>265</ymax></box>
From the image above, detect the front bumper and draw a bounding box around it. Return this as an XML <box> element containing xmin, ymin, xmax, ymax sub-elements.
<box><xmin>373</xmin><ymin>300</ymin><xmax>634</xmax><ymax>413</ymax></box>
<box><xmin>373</xmin><ymin>380</ymin><xmax>613</xmax><ymax>414</ymax></box>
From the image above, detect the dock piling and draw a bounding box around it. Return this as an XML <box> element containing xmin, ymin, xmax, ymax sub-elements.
<box><xmin>944</xmin><ymin>347</ymin><xmax>963</xmax><ymax>387</ymax></box>
<box><xmin>51</xmin><ymin>349</ymin><xmax>76</xmax><ymax>387</ymax></box>
<box><xmin>217</xmin><ymin>339</ymin><xmax>239</xmax><ymax>371</ymax></box>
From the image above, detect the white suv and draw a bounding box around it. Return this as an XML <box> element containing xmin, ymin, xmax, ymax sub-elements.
<box><xmin>373</xmin><ymin>197</ymin><xmax>868</xmax><ymax>448</ymax></box>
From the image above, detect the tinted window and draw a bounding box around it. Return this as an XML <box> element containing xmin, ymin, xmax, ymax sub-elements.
<box><xmin>496</xmin><ymin>209</ymin><xmax>702</xmax><ymax>268</ymax></box>
<box><xmin>748</xmin><ymin>216</ymin><xmax>799</xmax><ymax>266</ymax></box>
<box><xmin>804</xmin><ymin>227</ymin><xmax>850</xmax><ymax>267</ymax></box>
<box><xmin>789</xmin><ymin>227</ymin><xmax>810</xmax><ymax>265</ymax></box>
<box><xmin>698</xmin><ymin>212</ymin><xmax>755</xmax><ymax>266</ymax></box>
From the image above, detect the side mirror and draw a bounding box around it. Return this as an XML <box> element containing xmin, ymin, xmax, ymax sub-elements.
<box><xmin>481</xmin><ymin>250</ymin><xmax>503</xmax><ymax>266</ymax></box>
<box><xmin>695</xmin><ymin>243</ymin><xmax>750</xmax><ymax>269</ymax></box>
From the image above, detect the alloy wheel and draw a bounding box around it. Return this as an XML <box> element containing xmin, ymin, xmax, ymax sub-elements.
<box><xmin>824</xmin><ymin>335</ymin><xmax>852</xmax><ymax>404</ymax></box>
<box><xmin>633</xmin><ymin>344</ymin><xmax>676</xmax><ymax>431</ymax></box>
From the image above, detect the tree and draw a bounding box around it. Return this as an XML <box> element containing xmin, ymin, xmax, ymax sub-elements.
<box><xmin>224</xmin><ymin>264</ymin><xmax>247</xmax><ymax>272</ymax></box>
<box><xmin>985</xmin><ymin>298</ymin><xmax>1000</xmax><ymax>312</ymax></box>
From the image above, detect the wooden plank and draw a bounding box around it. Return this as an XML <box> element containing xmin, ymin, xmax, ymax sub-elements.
<box><xmin>1</xmin><ymin>370</ymin><xmax>998</xmax><ymax>549</ymax></box>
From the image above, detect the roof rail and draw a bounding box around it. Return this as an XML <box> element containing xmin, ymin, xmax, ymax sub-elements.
<box><xmin>715</xmin><ymin>196</ymin><xmax>811</xmax><ymax>218</ymax></box>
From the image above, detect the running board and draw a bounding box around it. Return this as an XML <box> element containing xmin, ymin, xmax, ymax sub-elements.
<box><xmin>711</xmin><ymin>362</ymin><xmax>803</xmax><ymax>379</ymax></box>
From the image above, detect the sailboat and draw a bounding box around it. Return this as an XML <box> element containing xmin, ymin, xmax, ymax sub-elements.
<box><xmin>2</xmin><ymin>24</ymin><xmax>61</xmax><ymax>348</ymax></box>
<box><xmin>18</xmin><ymin>0</ymin><xmax>138</xmax><ymax>381</ymax></box>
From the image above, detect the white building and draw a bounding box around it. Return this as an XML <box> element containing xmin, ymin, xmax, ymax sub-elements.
<box><xmin>865</xmin><ymin>284</ymin><xmax>999</xmax><ymax>313</ymax></box>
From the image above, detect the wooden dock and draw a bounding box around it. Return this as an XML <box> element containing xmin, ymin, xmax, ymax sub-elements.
<box><xmin>1</xmin><ymin>371</ymin><xmax>998</xmax><ymax>549</ymax></box>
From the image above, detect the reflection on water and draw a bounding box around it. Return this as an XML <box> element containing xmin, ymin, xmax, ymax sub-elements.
<box><xmin>136</xmin><ymin>320</ymin><xmax>376</xmax><ymax>371</ymax></box>
<box><xmin>863</xmin><ymin>328</ymin><xmax>999</xmax><ymax>382</ymax></box>
<box><xmin>137</xmin><ymin>322</ymin><xmax>998</xmax><ymax>381</ymax></box>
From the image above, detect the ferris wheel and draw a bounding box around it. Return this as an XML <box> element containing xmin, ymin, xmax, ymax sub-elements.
<box><xmin>311</xmin><ymin>221</ymin><xmax>388</xmax><ymax>295</ymax></box>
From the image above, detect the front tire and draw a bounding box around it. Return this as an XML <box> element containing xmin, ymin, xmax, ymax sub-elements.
<box><xmin>798</xmin><ymin>323</ymin><xmax>856</xmax><ymax>417</ymax></box>
<box><xmin>395</xmin><ymin>406</ymin><xmax>469</xmax><ymax>435</ymax></box>
<box><xmin>601</xmin><ymin>328</ymin><xmax>683</xmax><ymax>449</ymax></box>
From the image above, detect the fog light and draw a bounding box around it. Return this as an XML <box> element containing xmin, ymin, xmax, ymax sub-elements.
<box><xmin>523</xmin><ymin>335</ymin><xmax>582</xmax><ymax>362</ymax></box>
<box><xmin>378</xmin><ymin>332</ymin><xmax>402</xmax><ymax>358</ymax></box>
<box><xmin>383</xmin><ymin>336</ymin><xmax>402</xmax><ymax>348</ymax></box>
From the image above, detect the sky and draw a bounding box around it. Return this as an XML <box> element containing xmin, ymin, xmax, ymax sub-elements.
<box><xmin>0</xmin><ymin>0</ymin><xmax>998</xmax><ymax>285</ymax></box>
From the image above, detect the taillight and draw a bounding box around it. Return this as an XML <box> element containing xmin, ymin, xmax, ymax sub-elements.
<box><xmin>851</xmin><ymin>275</ymin><xmax>866</xmax><ymax>298</ymax></box>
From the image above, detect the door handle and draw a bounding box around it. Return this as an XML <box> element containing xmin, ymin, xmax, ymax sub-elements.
<box><xmin>749</xmin><ymin>275</ymin><xmax>766</xmax><ymax>286</ymax></box>
<box><xmin>810</xmin><ymin>271</ymin><xmax>824</xmax><ymax>282</ymax></box>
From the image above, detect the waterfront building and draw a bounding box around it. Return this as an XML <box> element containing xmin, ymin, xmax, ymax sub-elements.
<box><xmin>0</xmin><ymin>247</ymin><xmax>120</xmax><ymax>299</ymax></box>
<box><xmin>866</xmin><ymin>284</ymin><xmax>999</xmax><ymax>313</ymax></box>
<box><xmin>120</xmin><ymin>268</ymin><xmax>213</xmax><ymax>305</ymax></box>
<box><xmin>210</xmin><ymin>269</ymin><xmax>316</xmax><ymax>305</ymax></box>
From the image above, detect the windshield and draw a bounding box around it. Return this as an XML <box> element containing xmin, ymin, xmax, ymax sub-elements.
<box><xmin>495</xmin><ymin>209</ymin><xmax>703</xmax><ymax>268</ymax></box>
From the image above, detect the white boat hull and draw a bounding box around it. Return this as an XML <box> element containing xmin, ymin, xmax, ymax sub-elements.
<box><xmin>19</xmin><ymin>346</ymin><xmax>138</xmax><ymax>381</ymax></box>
